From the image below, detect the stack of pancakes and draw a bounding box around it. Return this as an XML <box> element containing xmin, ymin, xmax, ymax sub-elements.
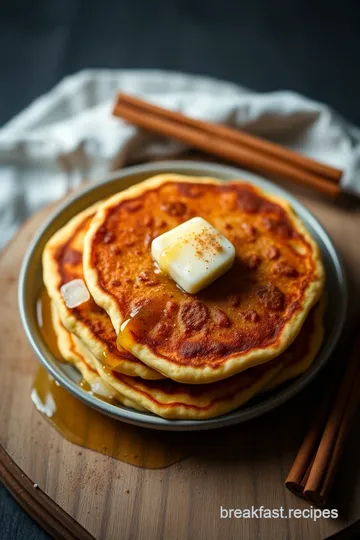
<box><xmin>43</xmin><ymin>174</ymin><xmax>325</xmax><ymax>420</ymax></box>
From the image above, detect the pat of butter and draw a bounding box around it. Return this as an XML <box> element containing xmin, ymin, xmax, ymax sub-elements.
<box><xmin>151</xmin><ymin>217</ymin><xmax>235</xmax><ymax>294</ymax></box>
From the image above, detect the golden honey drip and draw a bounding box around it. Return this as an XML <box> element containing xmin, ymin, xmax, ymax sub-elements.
<box><xmin>117</xmin><ymin>299</ymin><xmax>166</xmax><ymax>352</ymax></box>
<box><xmin>34</xmin><ymin>290</ymin><xmax>189</xmax><ymax>469</ymax></box>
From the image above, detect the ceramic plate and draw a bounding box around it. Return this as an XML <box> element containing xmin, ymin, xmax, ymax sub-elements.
<box><xmin>18</xmin><ymin>161</ymin><xmax>347</xmax><ymax>430</ymax></box>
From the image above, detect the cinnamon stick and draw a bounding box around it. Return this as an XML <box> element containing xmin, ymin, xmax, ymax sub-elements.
<box><xmin>117</xmin><ymin>93</ymin><xmax>342</xmax><ymax>185</ymax></box>
<box><xmin>285</xmin><ymin>394</ymin><xmax>332</xmax><ymax>497</ymax></box>
<box><xmin>285</xmin><ymin>335</ymin><xmax>360</xmax><ymax>506</ymax></box>
<box><xmin>113</xmin><ymin>95</ymin><xmax>341</xmax><ymax>197</ymax></box>
<box><xmin>307</xmin><ymin>385</ymin><xmax>360</xmax><ymax>505</ymax></box>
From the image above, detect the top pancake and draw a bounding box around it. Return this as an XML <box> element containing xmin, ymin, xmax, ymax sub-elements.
<box><xmin>83</xmin><ymin>174</ymin><xmax>325</xmax><ymax>384</ymax></box>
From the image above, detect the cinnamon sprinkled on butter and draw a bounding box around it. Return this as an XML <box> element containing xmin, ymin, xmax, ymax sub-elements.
<box><xmin>151</xmin><ymin>217</ymin><xmax>235</xmax><ymax>294</ymax></box>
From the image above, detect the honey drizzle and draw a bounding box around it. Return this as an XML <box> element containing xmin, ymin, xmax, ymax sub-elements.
<box><xmin>102</xmin><ymin>346</ymin><xmax>134</xmax><ymax>373</ymax></box>
<box><xmin>34</xmin><ymin>290</ymin><xmax>188</xmax><ymax>469</ymax></box>
<box><xmin>117</xmin><ymin>300</ymin><xmax>166</xmax><ymax>352</ymax></box>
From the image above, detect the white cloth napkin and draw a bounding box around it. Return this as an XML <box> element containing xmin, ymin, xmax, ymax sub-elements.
<box><xmin>1</xmin><ymin>69</ymin><xmax>360</xmax><ymax>249</ymax></box>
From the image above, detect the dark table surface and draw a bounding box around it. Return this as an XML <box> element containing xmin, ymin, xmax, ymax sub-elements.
<box><xmin>1</xmin><ymin>0</ymin><xmax>359</xmax><ymax>537</ymax></box>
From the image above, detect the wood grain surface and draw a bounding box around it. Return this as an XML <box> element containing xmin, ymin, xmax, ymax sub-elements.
<box><xmin>1</xmin><ymin>185</ymin><xmax>360</xmax><ymax>540</ymax></box>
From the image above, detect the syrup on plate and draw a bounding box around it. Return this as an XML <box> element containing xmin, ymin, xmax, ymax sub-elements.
<box><xmin>34</xmin><ymin>290</ymin><xmax>189</xmax><ymax>469</ymax></box>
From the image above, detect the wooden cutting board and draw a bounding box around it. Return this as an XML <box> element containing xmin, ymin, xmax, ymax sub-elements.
<box><xmin>1</xmin><ymin>186</ymin><xmax>360</xmax><ymax>540</ymax></box>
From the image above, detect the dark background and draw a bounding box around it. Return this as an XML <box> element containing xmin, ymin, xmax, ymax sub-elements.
<box><xmin>1</xmin><ymin>0</ymin><xmax>359</xmax><ymax>537</ymax></box>
<box><xmin>1</xmin><ymin>0</ymin><xmax>360</xmax><ymax>127</ymax></box>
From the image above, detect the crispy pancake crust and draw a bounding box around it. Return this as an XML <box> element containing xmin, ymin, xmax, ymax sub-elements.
<box><xmin>43</xmin><ymin>204</ymin><xmax>164</xmax><ymax>380</ymax></box>
<box><xmin>84</xmin><ymin>174</ymin><xmax>325</xmax><ymax>384</ymax></box>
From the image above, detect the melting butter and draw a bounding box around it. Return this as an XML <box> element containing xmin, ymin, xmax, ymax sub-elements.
<box><xmin>151</xmin><ymin>217</ymin><xmax>235</xmax><ymax>294</ymax></box>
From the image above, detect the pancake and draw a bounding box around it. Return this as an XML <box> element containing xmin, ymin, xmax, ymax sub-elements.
<box><xmin>96</xmin><ymin>358</ymin><xmax>281</xmax><ymax>419</ymax></box>
<box><xmin>51</xmin><ymin>299</ymin><xmax>90</xmax><ymax>366</ymax></box>
<box><xmin>93</xmin><ymin>301</ymin><xmax>324</xmax><ymax>419</ymax></box>
<box><xmin>43</xmin><ymin>204</ymin><xmax>164</xmax><ymax>380</ymax></box>
<box><xmin>51</xmin><ymin>301</ymin><xmax>144</xmax><ymax>411</ymax></box>
<box><xmin>83</xmin><ymin>174</ymin><xmax>325</xmax><ymax>384</ymax></box>
<box><xmin>264</xmin><ymin>297</ymin><xmax>325</xmax><ymax>389</ymax></box>
<box><xmin>52</xmin><ymin>298</ymin><xmax>323</xmax><ymax>420</ymax></box>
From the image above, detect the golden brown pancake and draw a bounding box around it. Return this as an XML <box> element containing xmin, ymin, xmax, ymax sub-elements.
<box><xmin>51</xmin><ymin>296</ymin><xmax>323</xmax><ymax>420</ymax></box>
<box><xmin>43</xmin><ymin>204</ymin><xmax>164</xmax><ymax>380</ymax></box>
<box><xmin>94</xmin><ymin>302</ymin><xmax>324</xmax><ymax>419</ymax></box>
<box><xmin>84</xmin><ymin>174</ymin><xmax>325</xmax><ymax>384</ymax></box>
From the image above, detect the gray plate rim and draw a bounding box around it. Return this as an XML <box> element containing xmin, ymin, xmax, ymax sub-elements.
<box><xmin>18</xmin><ymin>160</ymin><xmax>347</xmax><ymax>431</ymax></box>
